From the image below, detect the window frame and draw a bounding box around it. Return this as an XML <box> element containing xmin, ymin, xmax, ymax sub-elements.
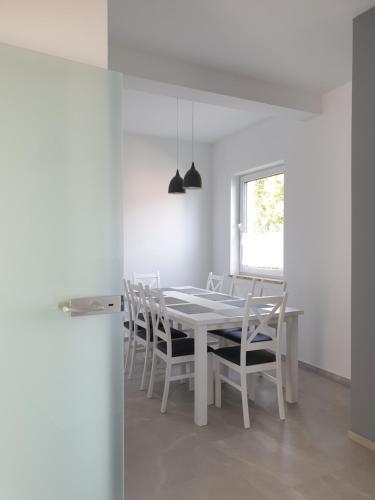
<box><xmin>239</xmin><ymin>162</ymin><xmax>285</xmax><ymax>278</ymax></box>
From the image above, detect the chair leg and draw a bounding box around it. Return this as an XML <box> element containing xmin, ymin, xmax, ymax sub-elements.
<box><xmin>247</xmin><ymin>373</ymin><xmax>256</xmax><ymax>401</ymax></box>
<box><xmin>214</xmin><ymin>359</ymin><xmax>222</xmax><ymax>408</ymax></box>
<box><xmin>123</xmin><ymin>329</ymin><xmax>132</xmax><ymax>373</ymax></box>
<box><xmin>160</xmin><ymin>362</ymin><xmax>171</xmax><ymax>414</ymax></box>
<box><xmin>207</xmin><ymin>353</ymin><xmax>214</xmax><ymax>405</ymax></box>
<box><xmin>147</xmin><ymin>352</ymin><xmax>158</xmax><ymax>398</ymax></box>
<box><xmin>240</xmin><ymin>373</ymin><xmax>250</xmax><ymax>429</ymax></box>
<box><xmin>179</xmin><ymin>363</ymin><xmax>187</xmax><ymax>384</ymax></box>
<box><xmin>128</xmin><ymin>337</ymin><xmax>137</xmax><ymax>379</ymax></box>
<box><xmin>276</xmin><ymin>356</ymin><xmax>285</xmax><ymax>420</ymax></box>
<box><xmin>186</xmin><ymin>362</ymin><xmax>194</xmax><ymax>391</ymax></box>
<box><xmin>140</xmin><ymin>343</ymin><xmax>150</xmax><ymax>391</ymax></box>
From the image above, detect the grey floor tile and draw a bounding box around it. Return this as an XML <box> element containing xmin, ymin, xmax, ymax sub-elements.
<box><xmin>124</xmin><ymin>358</ymin><xmax>375</xmax><ymax>500</ymax></box>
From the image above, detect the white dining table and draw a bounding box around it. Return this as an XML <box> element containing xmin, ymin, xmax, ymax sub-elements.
<box><xmin>159</xmin><ymin>286</ymin><xmax>304</xmax><ymax>427</ymax></box>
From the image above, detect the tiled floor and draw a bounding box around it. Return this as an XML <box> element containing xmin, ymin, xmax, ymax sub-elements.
<box><xmin>124</xmin><ymin>361</ymin><xmax>375</xmax><ymax>500</ymax></box>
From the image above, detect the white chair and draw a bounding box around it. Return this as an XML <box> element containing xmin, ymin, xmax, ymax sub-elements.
<box><xmin>252</xmin><ymin>277</ymin><xmax>287</xmax><ymax>333</ymax></box>
<box><xmin>123</xmin><ymin>279</ymin><xmax>135</xmax><ymax>374</ymax></box>
<box><xmin>206</xmin><ymin>272</ymin><xmax>224</xmax><ymax>292</ymax></box>
<box><xmin>128</xmin><ymin>282</ymin><xmax>154</xmax><ymax>390</ymax></box>
<box><xmin>210</xmin><ymin>276</ymin><xmax>287</xmax><ymax>344</ymax></box>
<box><xmin>133</xmin><ymin>271</ymin><xmax>161</xmax><ymax>288</ymax></box>
<box><xmin>213</xmin><ymin>293</ymin><xmax>287</xmax><ymax>429</ymax></box>
<box><xmin>229</xmin><ymin>274</ymin><xmax>287</xmax><ymax>296</ymax></box>
<box><xmin>212</xmin><ymin>275</ymin><xmax>258</xmax><ymax>348</ymax></box>
<box><xmin>147</xmin><ymin>289</ymin><xmax>214</xmax><ymax>413</ymax></box>
<box><xmin>229</xmin><ymin>274</ymin><xmax>256</xmax><ymax>297</ymax></box>
<box><xmin>128</xmin><ymin>282</ymin><xmax>187</xmax><ymax>390</ymax></box>
<box><xmin>252</xmin><ymin>276</ymin><xmax>287</xmax><ymax>296</ymax></box>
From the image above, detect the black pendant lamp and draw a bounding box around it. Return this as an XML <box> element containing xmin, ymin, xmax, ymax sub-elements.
<box><xmin>168</xmin><ymin>169</ymin><xmax>185</xmax><ymax>194</ymax></box>
<box><xmin>184</xmin><ymin>101</ymin><xmax>202</xmax><ymax>189</ymax></box>
<box><xmin>168</xmin><ymin>98</ymin><xmax>186</xmax><ymax>194</ymax></box>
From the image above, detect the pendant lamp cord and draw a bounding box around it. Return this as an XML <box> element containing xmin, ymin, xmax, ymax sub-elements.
<box><xmin>176</xmin><ymin>97</ymin><xmax>179</xmax><ymax>171</ymax></box>
<box><xmin>191</xmin><ymin>101</ymin><xmax>194</xmax><ymax>163</ymax></box>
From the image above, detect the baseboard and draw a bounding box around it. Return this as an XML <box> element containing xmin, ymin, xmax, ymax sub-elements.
<box><xmin>348</xmin><ymin>431</ymin><xmax>375</xmax><ymax>452</ymax></box>
<box><xmin>281</xmin><ymin>354</ymin><xmax>350</xmax><ymax>386</ymax></box>
<box><xmin>299</xmin><ymin>359</ymin><xmax>350</xmax><ymax>386</ymax></box>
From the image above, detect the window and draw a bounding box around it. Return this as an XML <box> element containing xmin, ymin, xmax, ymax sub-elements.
<box><xmin>239</xmin><ymin>166</ymin><xmax>284</xmax><ymax>275</ymax></box>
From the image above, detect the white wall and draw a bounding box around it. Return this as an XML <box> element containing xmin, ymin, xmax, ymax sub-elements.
<box><xmin>212</xmin><ymin>83</ymin><xmax>351</xmax><ymax>379</ymax></box>
<box><xmin>124</xmin><ymin>134</ymin><xmax>212</xmax><ymax>288</ymax></box>
<box><xmin>0</xmin><ymin>0</ymin><xmax>108</xmax><ymax>67</ymax></box>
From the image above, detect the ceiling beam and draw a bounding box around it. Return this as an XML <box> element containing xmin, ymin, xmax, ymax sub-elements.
<box><xmin>109</xmin><ymin>41</ymin><xmax>322</xmax><ymax>119</ymax></box>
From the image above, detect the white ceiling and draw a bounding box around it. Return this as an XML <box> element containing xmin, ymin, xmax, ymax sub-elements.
<box><xmin>124</xmin><ymin>89</ymin><xmax>269</xmax><ymax>143</ymax></box>
<box><xmin>110</xmin><ymin>0</ymin><xmax>375</xmax><ymax>94</ymax></box>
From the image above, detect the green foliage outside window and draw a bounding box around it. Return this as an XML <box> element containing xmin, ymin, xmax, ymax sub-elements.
<box><xmin>253</xmin><ymin>174</ymin><xmax>284</xmax><ymax>233</ymax></box>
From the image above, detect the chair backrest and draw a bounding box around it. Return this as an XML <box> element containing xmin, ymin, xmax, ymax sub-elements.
<box><xmin>128</xmin><ymin>281</ymin><xmax>152</xmax><ymax>340</ymax></box>
<box><xmin>252</xmin><ymin>276</ymin><xmax>287</xmax><ymax>297</ymax></box>
<box><xmin>123</xmin><ymin>278</ymin><xmax>133</xmax><ymax>324</ymax></box>
<box><xmin>133</xmin><ymin>271</ymin><xmax>161</xmax><ymax>288</ymax></box>
<box><xmin>229</xmin><ymin>274</ymin><xmax>287</xmax><ymax>297</ymax></box>
<box><xmin>229</xmin><ymin>275</ymin><xmax>256</xmax><ymax>297</ymax></box>
<box><xmin>240</xmin><ymin>293</ymin><xmax>288</xmax><ymax>365</ymax></box>
<box><xmin>148</xmin><ymin>288</ymin><xmax>173</xmax><ymax>356</ymax></box>
<box><xmin>206</xmin><ymin>272</ymin><xmax>224</xmax><ymax>292</ymax></box>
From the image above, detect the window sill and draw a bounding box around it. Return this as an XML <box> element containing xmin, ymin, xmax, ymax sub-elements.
<box><xmin>237</xmin><ymin>268</ymin><xmax>284</xmax><ymax>280</ymax></box>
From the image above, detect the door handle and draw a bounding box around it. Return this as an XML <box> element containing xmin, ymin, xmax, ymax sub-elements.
<box><xmin>61</xmin><ymin>304</ymin><xmax>106</xmax><ymax>314</ymax></box>
<box><xmin>59</xmin><ymin>295</ymin><xmax>123</xmax><ymax>317</ymax></box>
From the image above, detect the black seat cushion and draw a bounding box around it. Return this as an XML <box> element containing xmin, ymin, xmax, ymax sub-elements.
<box><xmin>124</xmin><ymin>320</ymin><xmax>149</xmax><ymax>332</ymax></box>
<box><xmin>157</xmin><ymin>338</ymin><xmax>214</xmax><ymax>357</ymax></box>
<box><xmin>125</xmin><ymin>319</ymin><xmax>152</xmax><ymax>330</ymax></box>
<box><xmin>137</xmin><ymin>326</ymin><xmax>186</xmax><ymax>342</ymax></box>
<box><xmin>138</xmin><ymin>314</ymin><xmax>186</xmax><ymax>335</ymax></box>
<box><xmin>169</xmin><ymin>327</ymin><xmax>187</xmax><ymax>340</ymax></box>
<box><xmin>213</xmin><ymin>346</ymin><xmax>276</xmax><ymax>366</ymax></box>
<box><xmin>208</xmin><ymin>327</ymin><xmax>272</xmax><ymax>344</ymax></box>
<box><xmin>138</xmin><ymin>312</ymin><xmax>152</xmax><ymax>323</ymax></box>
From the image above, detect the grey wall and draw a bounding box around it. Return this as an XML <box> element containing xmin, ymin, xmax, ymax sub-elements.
<box><xmin>351</xmin><ymin>7</ymin><xmax>375</xmax><ymax>443</ymax></box>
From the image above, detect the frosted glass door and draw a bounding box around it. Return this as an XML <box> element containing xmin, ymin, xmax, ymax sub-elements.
<box><xmin>0</xmin><ymin>45</ymin><xmax>123</xmax><ymax>500</ymax></box>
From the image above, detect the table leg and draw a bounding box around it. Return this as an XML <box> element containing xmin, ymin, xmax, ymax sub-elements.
<box><xmin>247</xmin><ymin>373</ymin><xmax>256</xmax><ymax>401</ymax></box>
<box><xmin>207</xmin><ymin>353</ymin><xmax>214</xmax><ymax>406</ymax></box>
<box><xmin>285</xmin><ymin>315</ymin><xmax>299</xmax><ymax>403</ymax></box>
<box><xmin>194</xmin><ymin>325</ymin><xmax>208</xmax><ymax>426</ymax></box>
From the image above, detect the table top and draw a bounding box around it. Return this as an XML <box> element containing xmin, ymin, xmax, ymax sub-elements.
<box><xmin>158</xmin><ymin>286</ymin><xmax>303</xmax><ymax>328</ymax></box>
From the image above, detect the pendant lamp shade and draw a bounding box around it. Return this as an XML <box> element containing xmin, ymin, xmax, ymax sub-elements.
<box><xmin>183</xmin><ymin>162</ymin><xmax>202</xmax><ymax>189</ymax></box>
<box><xmin>168</xmin><ymin>169</ymin><xmax>185</xmax><ymax>194</ymax></box>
